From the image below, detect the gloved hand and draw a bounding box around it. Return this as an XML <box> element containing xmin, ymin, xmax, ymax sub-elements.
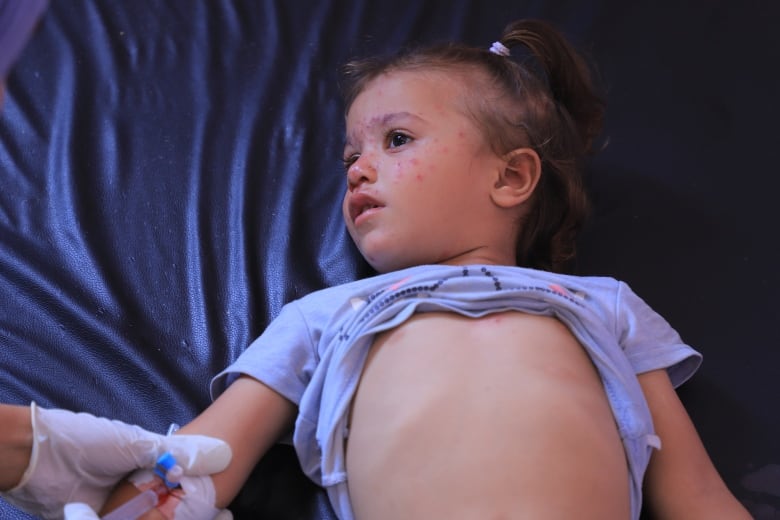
<box><xmin>63</xmin><ymin>471</ymin><xmax>232</xmax><ymax>520</ymax></box>
<box><xmin>1</xmin><ymin>402</ymin><xmax>232</xmax><ymax>520</ymax></box>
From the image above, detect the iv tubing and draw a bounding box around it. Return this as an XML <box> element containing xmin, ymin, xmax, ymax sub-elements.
<box><xmin>99</xmin><ymin>488</ymin><xmax>159</xmax><ymax>520</ymax></box>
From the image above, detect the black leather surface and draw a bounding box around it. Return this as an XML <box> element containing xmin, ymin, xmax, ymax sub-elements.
<box><xmin>2</xmin><ymin>1</ymin><xmax>779</xmax><ymax>518</ymax></box>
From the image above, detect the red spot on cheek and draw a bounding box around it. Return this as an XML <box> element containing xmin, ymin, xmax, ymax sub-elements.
<box><xmin>410</xmin><ymin>158</ymin><xmax>423</xmax><ymax>181</ymax></box>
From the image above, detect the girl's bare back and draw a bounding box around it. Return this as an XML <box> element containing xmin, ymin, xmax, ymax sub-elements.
<box><xmin>346</xmin><ymin>311</ymin><xmax>630</xmax><ymax>519</ymax></box>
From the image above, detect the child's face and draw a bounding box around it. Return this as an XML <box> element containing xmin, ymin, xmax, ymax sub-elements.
<box><xmin>342</xmin><ymin>70</ymin><xmax>508</xmax><ymax>273</ymax></box>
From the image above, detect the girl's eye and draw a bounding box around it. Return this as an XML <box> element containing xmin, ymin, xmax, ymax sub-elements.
<box><xmin>388</xmin><ymin>131</ymin><xmax>412</xmax><ymax>148</ymax></box>
<box><xmin>342</xmin><ymin>154</ymin><xmax>359</xmax><ymax>170</ymax></box>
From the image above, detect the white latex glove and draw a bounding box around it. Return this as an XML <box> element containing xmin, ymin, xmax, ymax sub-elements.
<box><xmin>1</xmin><ymin>402</ymin><xmax>232</xmax><ymax>520</ymax></box>
<box><xmin>63</xmin><ymin>471</ymin><xmax>232</xmax><ymax>520</ymax></box>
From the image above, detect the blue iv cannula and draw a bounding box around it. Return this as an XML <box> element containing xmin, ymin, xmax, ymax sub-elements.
<box><xmin>100</xmin><ymin>424</ymin><xmax>183</xmax><ymax>520</ymax></box>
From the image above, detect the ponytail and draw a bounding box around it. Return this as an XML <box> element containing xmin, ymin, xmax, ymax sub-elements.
<box><xmin>493</xmin><ymin>19</ymin><xmax>605</xmax><ymax>272</ymax></box>
<box><xmin>497</xmin><ymin>19</ymin><xmax>605</xmax><ymax>154</ymax></box>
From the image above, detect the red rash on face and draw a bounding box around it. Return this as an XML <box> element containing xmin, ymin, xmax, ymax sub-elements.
<box><xmin>343</xmin><ymin>69</ymin><xmax>512</xmax><ymax>272</ymax></box>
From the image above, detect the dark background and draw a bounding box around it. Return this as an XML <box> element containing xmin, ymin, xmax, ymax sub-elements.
<box><xmin>1</xmin><ymin>1</ymin><xmax>778</xmax><ymax>518</ymax></box>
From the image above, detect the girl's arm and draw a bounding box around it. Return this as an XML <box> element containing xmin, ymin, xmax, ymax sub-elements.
<box><xmin>638</xmin><ymin>369</ymin><xmax>751</xmax><ymax>519</ymax></box>
<box><xmin>101</xmin><ymin>375</ymin><xmax>297</xmax><ymax>516</ymax></box>
<box><xmin>178</xmin><ymin>375</ymin><xmax>297</xmax><ymax>507</ymax></box>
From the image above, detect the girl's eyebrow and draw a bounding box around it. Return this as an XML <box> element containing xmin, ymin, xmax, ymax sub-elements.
<box><xmin>380</xmin><ymin>111</ymin><xmax>423</xmax><ymax>125</ymax></box>
<box><xmin>345</xmin><ymin>111</ymin><xmax>425</xmax><ymax>148</ymax></box>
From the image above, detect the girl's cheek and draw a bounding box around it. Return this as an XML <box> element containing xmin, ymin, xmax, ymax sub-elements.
<box><xmin>392</xmin><ymin>157</ymin><xmax>433</xmax><ymax>183</ymax></box>
<box><xmin>391</xmin><ymin>160</ymin><xmax>407</xmax><ymax>183</ymax></box>
<box><xmin>409</xmin><ymin>158</ymin><xmax>425</xmax><ymax>182</ymax></box>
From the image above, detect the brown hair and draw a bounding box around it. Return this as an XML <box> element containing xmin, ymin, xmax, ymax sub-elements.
<box><xmin>341</xmin><ymin>19</ymin><xmax>605</xmax><ymax>273</ymax></box>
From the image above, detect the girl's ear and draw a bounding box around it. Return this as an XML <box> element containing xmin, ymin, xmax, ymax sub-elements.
<box><xmin>490</xmin><ymin>148</ymin><xmax>541</xmax><ymax>208</ymax></box>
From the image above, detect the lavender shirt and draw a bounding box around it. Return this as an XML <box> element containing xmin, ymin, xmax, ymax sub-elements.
<box><xmin>212</xmin><ymin>264</ymin><xmax>701</xmax><ymax>520</ymax></box>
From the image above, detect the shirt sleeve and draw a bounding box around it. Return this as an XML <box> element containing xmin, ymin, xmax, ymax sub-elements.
<box><xmin>209</xmin><ymin>301</ymin><xmax>318</xmax><ymax>405</ymax></box>
<box><xmin>615</xmin><ymin>281</ymin><xmax>703</xmax><ymax>387</ymax></box>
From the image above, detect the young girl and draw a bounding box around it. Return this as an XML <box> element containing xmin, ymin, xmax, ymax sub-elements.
<box><xmin>99</xmin><ymin>19</ymin><xmax>750</xmax><ymax>520</ymax></box>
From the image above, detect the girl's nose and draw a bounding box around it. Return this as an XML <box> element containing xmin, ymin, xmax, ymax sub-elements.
<box><xmin>346</xmin><ymin>155</ymin><xmax>377</xmax><ymax>190</ymax></box>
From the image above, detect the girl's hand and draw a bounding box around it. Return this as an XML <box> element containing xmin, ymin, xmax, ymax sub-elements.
<box><xmin>68</xmin><ymin>472</ymin><xmax>232</xmax><ymax>520</ymax></box>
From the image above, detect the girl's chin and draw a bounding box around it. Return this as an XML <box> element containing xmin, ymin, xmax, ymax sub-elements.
<box><xmin>357</xmin><ymin>237</ymin><xmax>436</xmax><ymax>273</ymax></box>
<box><xmin>364</xmin><ymin>253</ymin><xmax>428</xmax><ymax>274</ymax></box>
<box><xmin>363</xmin><ymin>256</ymin><xmax>399</xmax><ymax>274</ymax></box>
<box><xmin>361</xmin><ymin>250</ymin><xmax>405</xmax><ymax>274</ymax></box>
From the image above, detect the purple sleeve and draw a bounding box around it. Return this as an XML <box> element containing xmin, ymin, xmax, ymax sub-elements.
<box><xmin>615</xmin><ymin>281</ymin><xmax>702</xmax><ymax>387</ymax></box>
<box><xmin>209</xmin><ymin>301</ymin><xmax>318</xmax><ymax>405</ymax></box>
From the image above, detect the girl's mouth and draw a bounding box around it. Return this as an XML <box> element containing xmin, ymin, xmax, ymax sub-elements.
<box><xmin>349</xmin><ymin>193</ymin><xmax>384</xmax><ymax>223</ymax></box>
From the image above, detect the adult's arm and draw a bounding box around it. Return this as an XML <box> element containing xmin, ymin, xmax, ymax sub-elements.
<box><xmin>0</xmin><ymin>404</ymin><xmax>33</xmax><ymax>490</ymax></box>
<box><xmin>0</xmin><ymin>402</ymin><xmax>233</xmax><ymax>519</ymax></box>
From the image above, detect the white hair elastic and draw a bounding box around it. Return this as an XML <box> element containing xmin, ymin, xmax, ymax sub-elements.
<box><xmin>489</xmin><ymin>41</ymin><xmax>511</xmax><ymax>57</ymax></box>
